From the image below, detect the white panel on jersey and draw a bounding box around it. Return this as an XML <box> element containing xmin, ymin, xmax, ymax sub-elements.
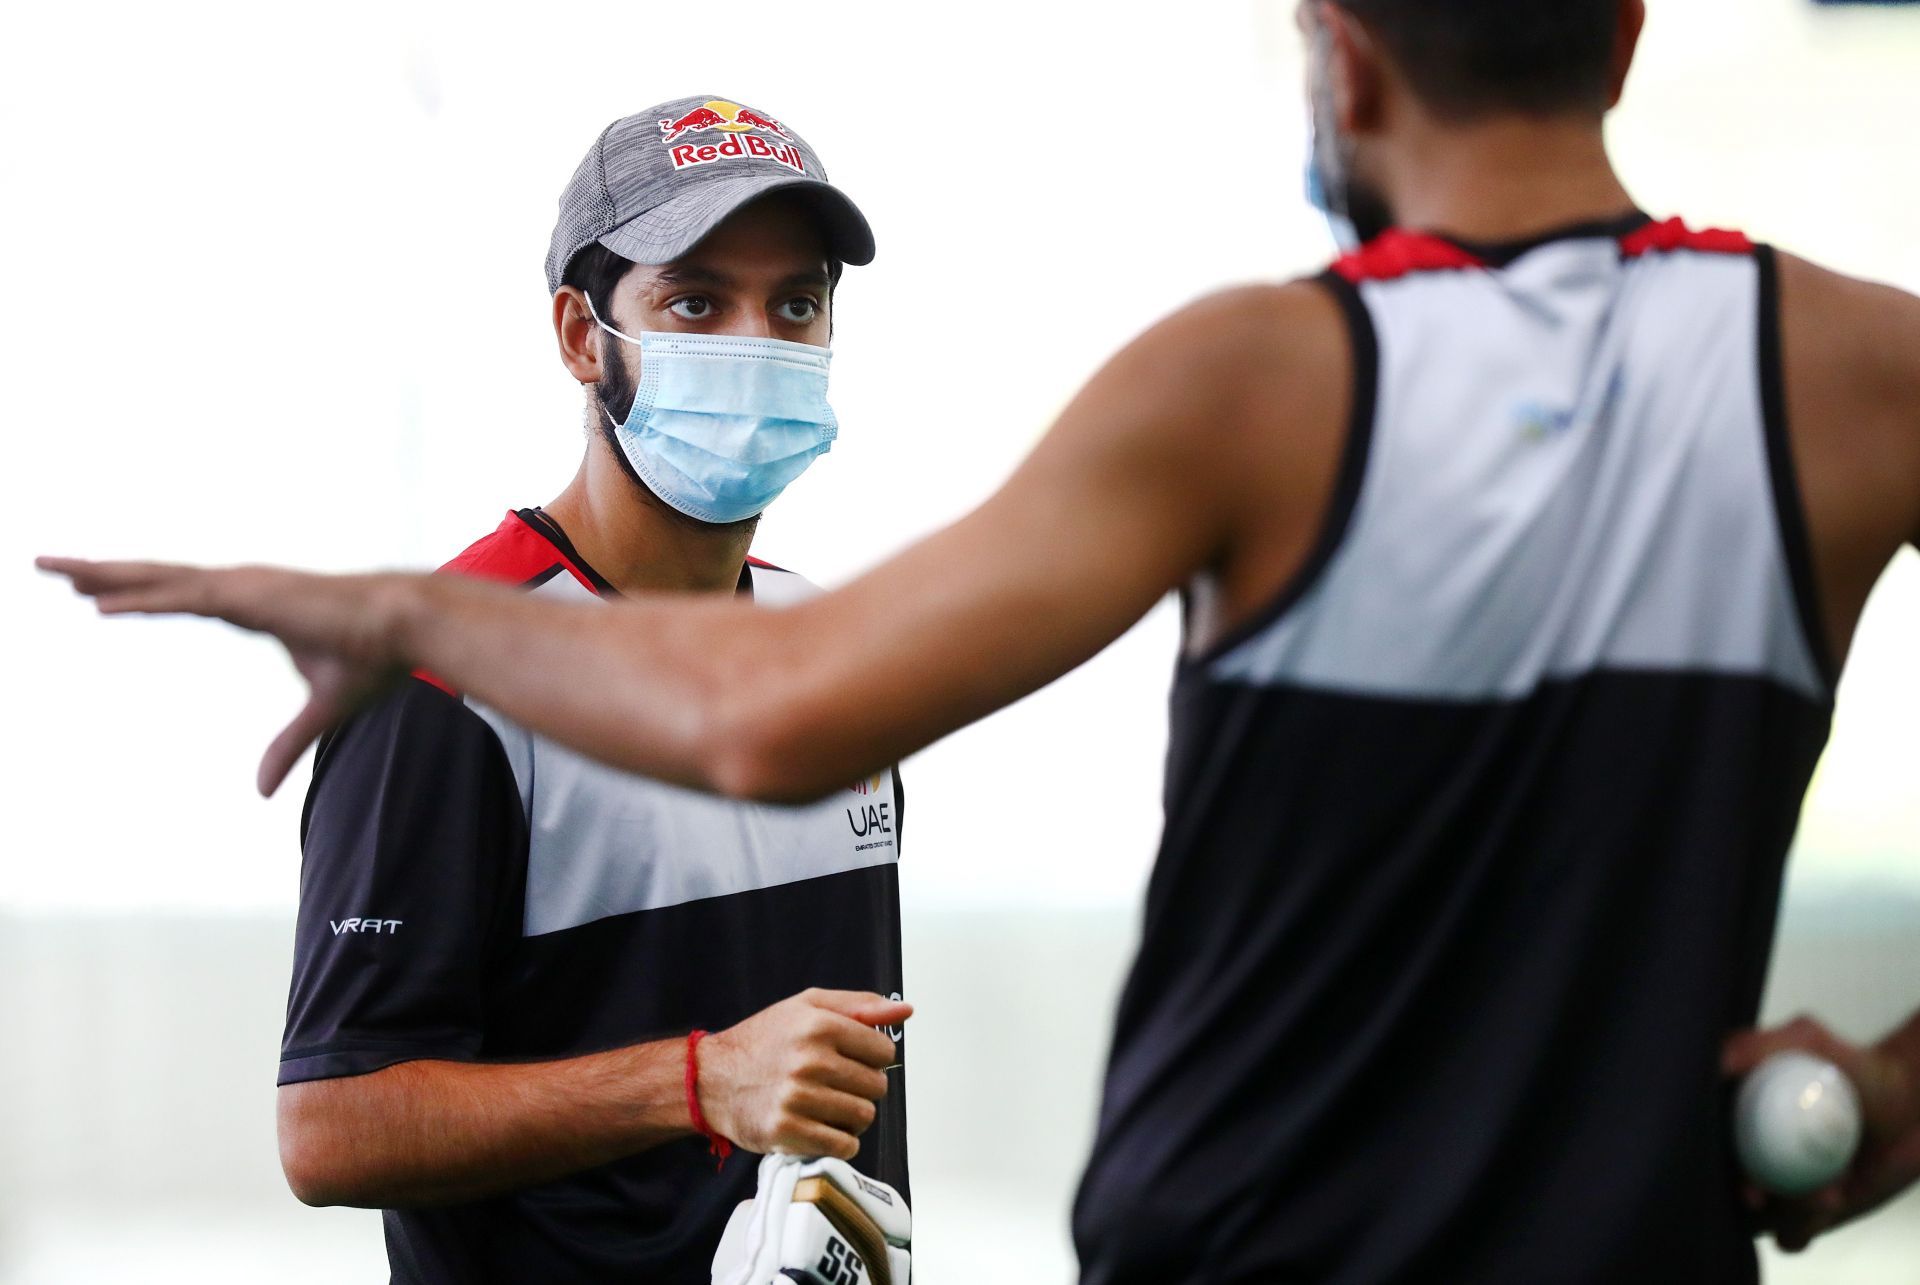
<box><xmin>1212</xmin><ymin>241</ymin><xmax>1824</xmax><ymax>703</ymax></box>
<box><xmin>747</xmin><ymin>562</ymin><xmax>821</xmax><ymax>609</ymax></box>
<box><xmin>473</xmin><ymin>567</ymin><xmax>902</xmax><ymax>937</ymax></box>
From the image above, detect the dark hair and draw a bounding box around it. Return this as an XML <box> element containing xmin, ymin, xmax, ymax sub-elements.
<box><xmin>1336</xmin><ymin>0</ymin><xmax>1620</xmax><ymax>119</ymax></box>
<box><xmin>561</xmin><ymin>241</ymin><xmax>640</xmax><ymax>323</ymax></box>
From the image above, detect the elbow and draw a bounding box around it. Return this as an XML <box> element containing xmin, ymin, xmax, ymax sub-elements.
<box><xmin>278</xmin><ymin>1087</ymin><xmax>375</xmax><ymax>1208</ymax></box>
<box><xmin>692</xmin><ymin>615</ymin><xmax>852</xmax><ymax>804</ymax></box>
<box><xmin>705</xmin><ymin>729</ymin><xmax>821</xmax><ymax>805</ymax></box>
<box><xmin>280</xmin><ymin>1134</ymin><xmax>348</xmax><ymax>1208</ymax></box>
<box><xmin>702</xmin><ymin>699</ymin><xmax>842</xmax><ymax>806</ymax></box>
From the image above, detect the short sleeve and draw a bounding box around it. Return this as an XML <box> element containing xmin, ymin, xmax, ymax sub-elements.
<box><xmin>279</xmin><ymin>678</ymin><xmax>527</xmax><ymax>1085</ymax></box>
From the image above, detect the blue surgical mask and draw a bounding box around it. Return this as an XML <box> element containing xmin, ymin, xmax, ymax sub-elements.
<box><xmin>587</xmin><ymin>297</ymin><xmax>838</xmax><ymax>524</ymax></box>
<box><xmin>1304</xmin><ymin>22</ymin><xmax>1361</xmax><ymax>254</ymax></box>
<box><xmin>1305</xmin><ymin>119</ymin><xmax>1362</xmax><ymax>254</ymax></box>
<box><xmin>1303</xmin><ymin>17</ymin><xmax>1390</xmax><ymax>254</ymax></box>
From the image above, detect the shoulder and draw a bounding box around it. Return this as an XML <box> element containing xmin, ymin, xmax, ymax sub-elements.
<box><xmin>1093</xmin><ymin>281</ymin><xmax>1353</xmax><ymax>455</ymax></box>
<box><xmin>1770</xmin><ymin>251</ymin><xmax>1920</xmax><ymax>593</ymax></box>
<box><xmin>1774</xmin><ymin>251</ymin><xmax>1920</xmax><ymax>402</ymax></box>
<box><xmin>313</xmin><ymin>679</ymin><xmax>502</xmax><ymax>780</ymax></box>
<box><xmin>304</xmin><ymin>678</ymin><xmax>515</xmax><ymax>835</ymax></box>
<box><xmin>1141</xmin><ymin>280</ymin><xmax>1350</xmax><ymax>370</ymax></box>
<box><xmin>440</xmin><ymin>511</ymin><xmax>570</xmax><ymax>587</ymax></box>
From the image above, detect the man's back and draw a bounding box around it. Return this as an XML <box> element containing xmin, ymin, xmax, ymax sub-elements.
<box><xmin>1074</xmin><ymin>215</ymin><xmax>1920</xmax><ymax>1283</ymax></box>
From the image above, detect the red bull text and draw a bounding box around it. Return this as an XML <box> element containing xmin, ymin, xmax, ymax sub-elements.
<box><xmin>667</xmin><ymin>130</ymin><xmax>806</xmax><ymax>175</ymax></box>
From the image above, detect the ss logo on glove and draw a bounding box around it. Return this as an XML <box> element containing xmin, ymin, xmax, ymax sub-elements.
<box><xmin>817</xmin><ymin>1235</ymin><xmax>866</xmax><ymax>1284</ymax></box>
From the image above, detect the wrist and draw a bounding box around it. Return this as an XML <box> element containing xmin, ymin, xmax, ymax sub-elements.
<box><xmin>373</xmin><ymin>574</ymin><xmax>428</xmax><ymax>667</ymax></box>
<box><xmin>1875</xmin><ymin>1028</ymin><xmax>1920</xmax><ymax>1141</ymax></box>
<box><xmin>686</xmin><ymin>1030</ymin><xmax>735</xmax><ymax>1164</ymax></box>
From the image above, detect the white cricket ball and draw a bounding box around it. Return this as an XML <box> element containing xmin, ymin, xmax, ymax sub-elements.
<box><xmin>1733</xmin><ymin>1051</ymin><xmax>1863</xmax><ymax>1197</ymax></box>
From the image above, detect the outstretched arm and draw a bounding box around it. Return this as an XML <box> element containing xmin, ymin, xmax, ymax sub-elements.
<box><xmin>42</xmin><ymin>283</ymin><xmax>1349</xmax><ymax>799</ymax></box>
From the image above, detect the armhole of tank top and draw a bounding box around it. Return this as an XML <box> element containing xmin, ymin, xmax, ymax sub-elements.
<box><xmin>1754</xmin><ymin>244</ymin><xmax>1840</xmax><ymax>692</ymax></box>
<box><xmin>1182</xmin><ymin>270</ymin><xmax>1379</xmax><ymax>671</ymax></box>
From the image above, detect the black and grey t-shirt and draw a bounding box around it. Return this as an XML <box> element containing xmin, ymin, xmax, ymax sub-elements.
<box><xmin>1073</xmin><ymin>219</ymin><xmax>1833</xmax><ymax>1285</ymax></box>
<box><xmin>281</xmin><ymin>508</ymin><xmax>908</xmax><ymax>1285</ymax></box>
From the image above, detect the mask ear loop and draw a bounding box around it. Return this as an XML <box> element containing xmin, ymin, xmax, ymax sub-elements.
<box><xmin>580</xmin><ymin>290</ymin><xmax>647</xmax><ymax>347</ymax></box>
<box><xmin>578</xmin><ymin>291</ymin><xmax>648</xmax><ymax>429</ymax></box>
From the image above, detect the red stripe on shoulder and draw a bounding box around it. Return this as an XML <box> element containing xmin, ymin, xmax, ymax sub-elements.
<box><xmin>440</xmin><ymin>511</ymin><xmax>576</xmax><ymax>586</ymax></box>
<box><xmin>1619</xmin><ymin>217</ymin><xmax>1753</xmax><ymax>259</ymax></box>
<box><xmin>420</xmin><ymin>510</ymin><xmax>599</xmax><ymax>695</ymax></box>
<box><xmin>1332</xmin><ymin>230</ymin><xmax>1487</xmax><ymax>284</ymax></box>
<box><xmin>745</xmin><ymin>555</ymin><xmax>788</xmax><ymax>572</ymax></box>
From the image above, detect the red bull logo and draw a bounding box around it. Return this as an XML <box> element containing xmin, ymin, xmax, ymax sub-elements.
<box><xmin>658</xmin><ymin>100</ymin><xmax>805</xmax><ymax>175</ymax></box>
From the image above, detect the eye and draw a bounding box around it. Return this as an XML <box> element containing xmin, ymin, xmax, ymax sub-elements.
<box><xmin>667</xmin><ymin>296</ymin><xmax>715</xmax><ymax>321</ymax></box>
<box><xmin>778</xmin><ymin>296</ymin><xmax>822</xmax><ymax>324</ymax></box>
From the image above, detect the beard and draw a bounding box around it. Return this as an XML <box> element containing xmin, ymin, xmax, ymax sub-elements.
<box><xmin>1339</xmin><ymin>169</ymin><xmax>1394</xmax><ymax>248</ymax></box>
<box><xmin>595</xmin><ymin>330</ymin><xmax>640</xmax><ymax>429</ymax></box>
<box><xmin>591</xmin><ymin>334</ymin><xmax>761</xmax><ymax>534</ymax></box>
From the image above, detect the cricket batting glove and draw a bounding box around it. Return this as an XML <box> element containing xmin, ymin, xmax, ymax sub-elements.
<box><xmin>711</xmin><ymin>1154</ymin><xmax>911</xmax><ymax>1285</ymax></box>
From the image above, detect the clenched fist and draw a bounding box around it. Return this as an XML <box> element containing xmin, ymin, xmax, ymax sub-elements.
<box><xmin>695</xmin><ymin>989</ymin><xmax>911</xmax><ymax>1160</ymax></box>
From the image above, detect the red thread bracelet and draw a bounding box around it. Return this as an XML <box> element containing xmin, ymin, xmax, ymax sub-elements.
<box><xmin>685</xmin><ymin>1030</ymin><xmax>733</xmax><ymax>1169</ymax></box>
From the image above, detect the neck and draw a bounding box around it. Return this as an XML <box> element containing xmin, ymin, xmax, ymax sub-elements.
<box><xmin>542</xmin><ymin>433</ymin><xmax>755</xmax><ymax>596</ymax></box>
<box><xmin>1376</xmin><ymin>113</ymin><xmax>1637</xmax><ymax>245</ymax></box>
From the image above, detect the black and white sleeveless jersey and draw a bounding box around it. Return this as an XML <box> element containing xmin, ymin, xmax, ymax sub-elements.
<box><xmin>281</xmin><ymin>509</ymin><xmax>907</xmax><ymax>1285</ymax></box>
<box><xmin>1073</xmin><ymin>217</ymin><xmax>1833</xmax><ymax>1285</ymax></box>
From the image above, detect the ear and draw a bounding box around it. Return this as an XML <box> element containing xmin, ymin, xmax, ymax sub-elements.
<box><xmin>1606</xmin><ymin>0</ymin><xmax>1647</xmax><ymax>110</ymax></box>
<box><xmin>1322</xmin><ymin>3</ymin><xmax>1386</xmax><ymax>135</ymax></box>
<box><xmin>553</xmin><ymin>286</ymin><xmax>602</xmax><ymax>385</ymax></box>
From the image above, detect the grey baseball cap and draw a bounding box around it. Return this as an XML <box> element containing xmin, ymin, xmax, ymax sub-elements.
<box><xmin>544</xmin><ymin>95</ymin><xmax>876</xmax><ymax>294</ymax></box>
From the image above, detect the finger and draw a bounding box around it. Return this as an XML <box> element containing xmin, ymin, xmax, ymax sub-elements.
<box><xmin>38</xmin><ymin>557</ymin><xmax>191</xmax><ymax>600</ymax></box>
<box><xmin>776</xmin><ymin>1121</ymin><xmax>861</xmax><ymax>1163</ymax></box>
<box><xmin>1722</xmin><ymin>1019</ymin><xmax>1840</xmax><ymax>1077</ymax></box>
<box><xmin>806</xmin><ymin>989</ymin><xmax>914</xmax><ymax>1028</ymax></box>
<box><xmin>1768</xmin><ymin>1187</ymin><xmax>1843</xmax><ymax>1253</ymax></box>
<box><xmin>94</xmin><ymin>583</ymin><xmax>216</xmax><ymax>617</ymax></box>
<box><xmin>789</xmin><ymin>1086</ymin><xmax>881</xmax><ymax>1135</ymax></box>
<box><xmin>822</xmin><ymin>1015</ymin><xmax>903</xmax><ymax>1069</ymax></box>
<box><xmin>258</xmin><ymin>697</ymin><xmax>337</xmax><ymax>796</ymax></box>
<box><xmin>812</xmin><ymin>1058</ymin><xmax>891</xmax><ymax>1103</ymax></box>
<box><xmin>1723</xmin><ymin>1027</ymin><xmax>1792</xmax><ymax>1077</ymax></box>
<box><xmin>1775</xmin><ymin>1210</ymin><xmax>1822</xmax><ymax>1253</ymax></box>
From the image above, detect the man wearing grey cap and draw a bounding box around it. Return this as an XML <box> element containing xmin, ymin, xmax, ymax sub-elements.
<box><xmin>261</xmin><ymin>97</ymin><xmax>912</xmax><ymax>1283</ymax></box>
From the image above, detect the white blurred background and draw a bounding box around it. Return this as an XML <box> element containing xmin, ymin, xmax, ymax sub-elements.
<box><xmin>4</xmin><ymin>0</ymin><xmax>1919</xmax><ymax>1279</ymax></box>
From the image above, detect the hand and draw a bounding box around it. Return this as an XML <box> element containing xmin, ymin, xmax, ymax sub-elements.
<box><xmin>696</xmin><ymin>989</ymin><xmax>912</xmax><ymax>1161</ymax></box>
<box><xmin>37</xmin><ymin>558</ymin><xmax>416</xmax><ymax>795</ymax></box>
<box><xmin>1723</xmin><ymin>1015</ymin><xmax>1920</xmax><ymax>1252</ymax></box>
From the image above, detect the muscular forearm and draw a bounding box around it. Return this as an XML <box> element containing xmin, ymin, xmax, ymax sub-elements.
<box><xmin>279</xmin><ymin>1038</ymin><xmax>692</xmax><ymax>1208</ymax></box>
<box><xmin>389</xmin><ymin>573</ymin><xmax>766</xmax><ymax>796</ymax></box>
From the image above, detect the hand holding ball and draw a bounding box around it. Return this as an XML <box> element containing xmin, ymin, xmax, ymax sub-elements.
<box><xmin>1733</xmin><ymin>1051</ymin><xmax>1862</xmax><ymax>1197</ymax></box>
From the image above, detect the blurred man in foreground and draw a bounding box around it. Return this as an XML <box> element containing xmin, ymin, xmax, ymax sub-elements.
<box><xmin>45</xmin><ymin>4</ymin><xmax>1920</xmax><ymax>1282</ymax></box>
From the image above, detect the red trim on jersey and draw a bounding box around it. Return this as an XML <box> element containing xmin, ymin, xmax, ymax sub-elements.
<box><xmin>745</xmin><ymin>555</ymin><xmax>785</xmax><ymax>572</ymax></box>
<box><xmin>1619</xmin><ymin>218</ymin><xmax>1753</xmax><ymax>259</ymax></box>
<box><xmin>1332</xmin><ymin>231</ymin><xmax>1487</xmax><ymax>284</ymax></box>
<box><xmin>442</xmin><ymin>511</ymin><xmax>602</xmax><ymax>595</ymax></box>
<box><xmin>412</xmin><ymin>511</ymin><xmax>602</xmax><ymax>693</ymax></box>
